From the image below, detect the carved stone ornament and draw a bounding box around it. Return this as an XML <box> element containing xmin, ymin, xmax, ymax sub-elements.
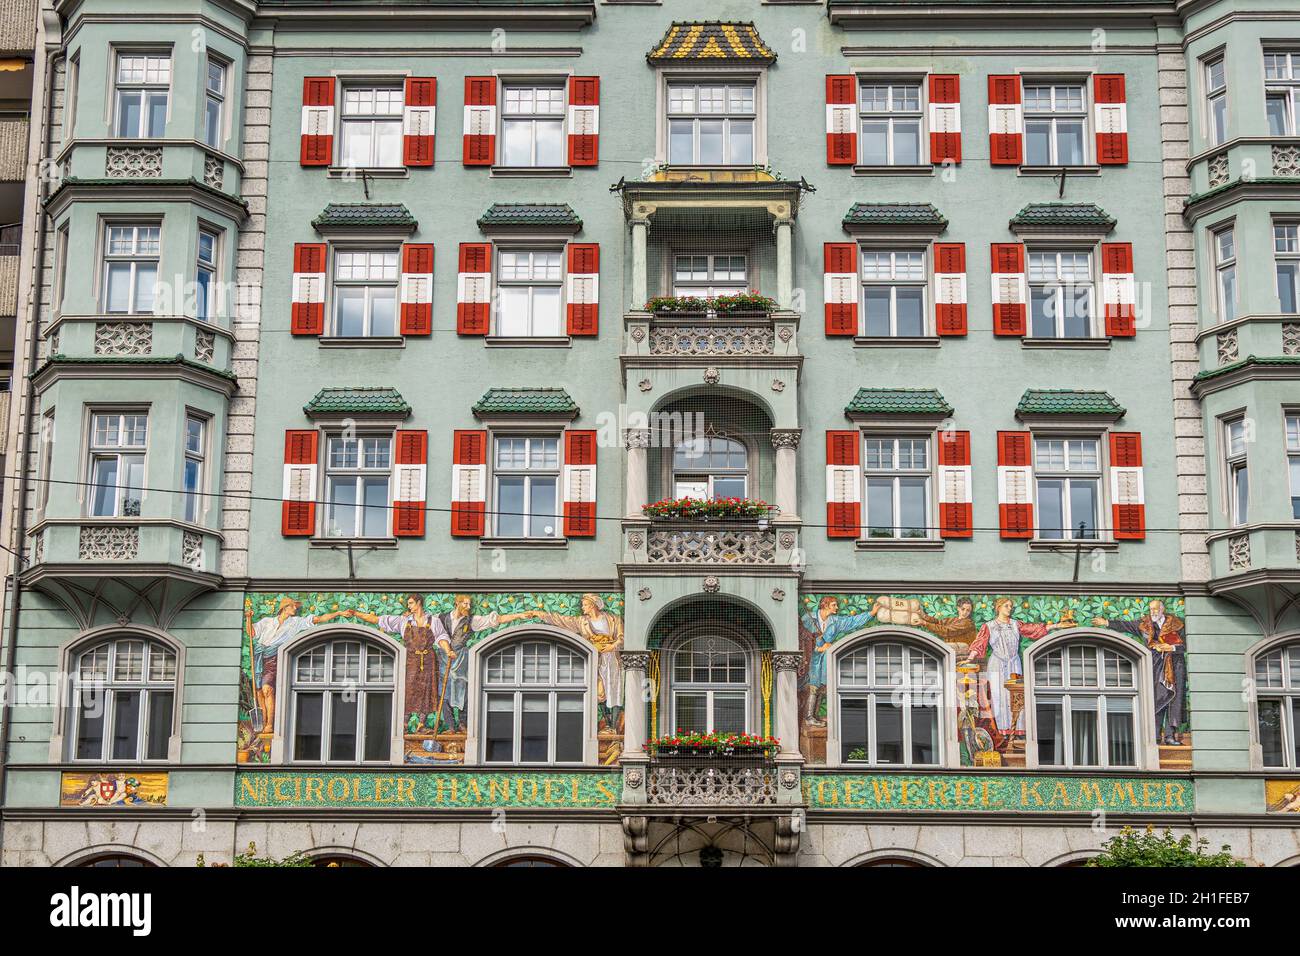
<box><xmin>778</xmin><ymin>531</ymin><xmax>797</xmax><ymax>550</ymax></box>
<box><xmin>771</xmin><ymin>378</ymin><xmax>786</xmax><ymax>392</ymax></box>
<box><xmin>94</xmin><ymin>322</ymin><xmax>153</xmax><ymax>356</ymax></box>
<box><xmin>638</xmin><ymin>378</ymin><xmax>653</xmax><ymax>392</ymax></box>
<box><xmin>1207</xmin><ymin>152</ymin><xmax>1229</xmax><ymax>189</ymax></box>
<box><xmin>183</xmin><ymin>531</ymin><xmax>203</xmax><ymax>571</ymax></box>
<box><xmin>629</xmin><ymin>325</ymin><xmax>646</xmax><ymax>342</ymax></box>
<box><xmin>702</xmin><ymin>575</ymin><xmax>721</xmax><ymax>593</ymax></box>
<box><xmin>625</xmin><ymin>768</ymin><xmax>644</xmax><ymax>789</ymax></box>
<box><xmin>194</xmin><ymin>328</ymin><xmax>216</xmax><ymax>363</ymax></box>
<box><xmin>622</xmin><ymin>652</ymin><xmax>651</xmax><ymax>671</ymax></box>
<box><xmin>1274</xmin><ymin>143</ymin><xmax>1300</xmax><ymax>178</ymax></box>
<box><xmin>79</xmin><ymin>525</ymin><xmax>140</xmax><ymax>561</ymax></box>
<box><xmin>703</xmin><ymin>366</ymin><xmax>720</xmax><ymax>385</ymax></box>
<box><xmin>1283</xmin><ymin>322</ymin><xmax>1300</xmax><ymax>356</ymax></box>
<box><xmin>1216</xmin><ymin>328</ymin><xmax>1239</xmax><ymax>365</ymax></box>
<box><xmin>105</xmin><ymin>146</ymin><xmax>163</xmax><ymax>179</ymax></box>
<box><xmin>649</xmin><ymin>325</ymin><xmax>774</xmax><ymax>356</ymax></box>
<box><xmin>772</xmin><ymin>652</ymin><xmax>802</xmax><ymax>672</ymax></box>
<box><xmin>777</xmin><ymin>325</ymin><xmax>794</xmax><ymax>343</ymax></box>
<box><xmin>203</xmin><ymin>153</ymin><xmax>224</xmax><ymax>190</ymax></box>
<box><xmin>771</xmin><ymin>587</ymin><xmax>786</xmax><ymax>602</ymax></box>
<box><xmin>625</xmin><ymin>428</ymin><xmax>652</xmax><ymax>449</ymax></box>
<box><xmin>628</xmin><ymin>532</ymin><xmax>645</xmax><ymax>550</ymax></box>
<box><xmin>637</xmin><ymin>586</ymin><xmax>652</xmax><ymax>602</ymax></box>
<box><xmin>1228</xmin><ymin>533</ymin><xmax>1251</xmax><ymax>571</ymax></box>
<box><xmin>770</xmin><ymin>429</ymin><xmax>801</xmax><ymax>449</ymax></box>
<box><xmin>780</xmin><ymin>768</ymin><xmax>799</xmax><ymax>790</ymax></box>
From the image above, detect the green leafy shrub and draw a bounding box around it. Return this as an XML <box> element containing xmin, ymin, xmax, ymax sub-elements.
<box><xmin>1087</xmin><ymin>827</ymin><xmax>1244</xmax><ymax>867</ymax></box>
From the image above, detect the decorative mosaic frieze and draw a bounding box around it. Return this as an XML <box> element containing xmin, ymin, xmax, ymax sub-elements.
<box><xmin>1283</xmin><ymin>322</ymin><xmax>1300</xmax><ymax>356</ymax></box>
<box><xmin>1207</xmin><ymin>152</ymin><xmax>1229</xmax><ymax>188</ymax></box>
<box><xmin>1275</xmin><ymin>144</ymin><xmax>1300</xmax><ymax>178</ymax></box>
<box><xmin>648</xmin><ymin>325</ymin><xmax>775</xmax><ymax>356</ymax></box>
<box><xmin>182</xmin><ymin>531</ymin><xmax>203</xmax><ymax>571</ymax></box>
<box><xmin>78</xmin><ymin>525</ymin><xmax>139</xmax><ymax>561</ymax></box>
<box><xmin>203</xmin><ymin>153</ymin><xmax>224</xmax><ymax>190</ymax></box>
<box><xmin>1228</xmin><ymin>533</ymin><xmax>1251</xmax><ymax>571</ymax></box>
<box><xmin>194</xmin><ymin>328</ymin><xmax>215</xmax><ymax>363</ymax></box>
<box><xmin>1216</xmin><ymin>328</ymin><xmax>1239</xmax><ymax>365</ymax></box>
<box><xmin>105</xmin><ymin>146</ymin><xmax>163</xmax><ymax>179</ymax></box>
<box><xmin>645</xmin><ymin>527</ymin><xmax>777</xmax><ymax>564</ymax></box>
<box><xmin>94</xmin><ymin>321</ymin><xmax>153</xmax><ymax>356</ymax></box>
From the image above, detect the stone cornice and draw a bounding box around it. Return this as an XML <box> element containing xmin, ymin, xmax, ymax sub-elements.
<box><xmin>1190</xmin><ymin>355</ymin><xmax>1300</xmax><ymax>398</ymax></box>
<box><xmin>32</xmin><ymin>355</ymin><xmax>240</xmax><ymax>397</ymax></box>
<box><xmin>43</xmin><ymin>177</ymin><xmax>249</xmax><ymax>224</ymax></box>
<box><xmin>1183</xmin><ymin>178</ymin><xmax>1300</xmax><ymax>224</ymax></box>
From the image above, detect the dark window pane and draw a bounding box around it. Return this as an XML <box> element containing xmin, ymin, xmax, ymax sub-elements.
<box><xmin>1036</xmin><ymin>698</ymin><xmax>1064</xmax><ymax>765</ymax></box>
<box><xmin>294</xmin><ymin>692</ymin><xmax>323</xmax><ymax>760</ymax></box>
<box><xmin>75</xmin><ymin>689</ymin><xmax>106</xmax><ymax>760</ymax></box>
<box><xmin>1107</xmin><ymin>697</ymin><xmax>1135</xmax><ymax>767</ymax></box>
<box><xmin>145</xmin><ymin>690</ymin><xmax>172</xmax><ymax>760</ymax></box>
<box><xmin>910</xmin><ymin>704</ymin><xmax>938</xmax><ymax>764</ymax></box>
<box><xmin>485</xmin><ymin>694</ymin><xmax>515</xmax><ymax>763</ymax></box>
<box><xmin>875</xmin><ymin>698</ymin><xmax>904</xmax><ymax>764</ymax></box>
<box><xmin>841</xmin><ymin>698</ymin><xmax>869</xmax><ymax>761</ymax></box>
<box><xmin>363</xmin><ymin>692</ymin><xmax>391</xmax><ymax>761</ymax></box>
<box><xmin>110</xmin><ymin>690</ymin><xmax>141</xmax><ymax>760</ymax></box>
<box><xmin>329</xmin><ymin>692</ymin><xmax>358</xmax><ymax>761</ymax></box>
<box><xmin>555</xmin><ymin>693</ymin><xmax>583</xmax><ymax>762</ymax></box>
<box><xmin>520</xmin><ymin>693</ymin><xmax>549</xmax><ymax>762</ymax></box>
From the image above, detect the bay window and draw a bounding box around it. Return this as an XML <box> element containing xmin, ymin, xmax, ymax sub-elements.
<box><xmin>114</xmin><ymin>52</ymin><xmax>170</xmax><ymax>139</ymax></box>
<box><xmin>667</xmin><ymin>81</ymin><xmax>756</xmax><ymax>166</ymax></box>
<box><xmin>324</xmin><ymin>434</ymin><xmax>392</xmax><ymax>538</ymax></box>
<box><xmin>483</xmin><ymin>640</ymin><xmax>586</xmax><ymax>764</ymax></box>
<box><xmin>71</xmin><ymin>638</ymin><xmax>176</xmax><ymax>762</ymax></box>
<box><xmin>837</xmin><ymin>641</ymin><xmax>942</xmax><ymax>766</ymax></box>
<box><xmin>102</xmin><ymin>223</ymin><xmax>160</xmax><ymax>315</ymax></box>
<box><xmin>291</xmin><ymin>639</ymin><xmax>395</xmax><ymax>762</ymax></box>
<box><xmin>863</xmin><ymin>435</ymin><xmax>930</xmax><ymax>539</ymax></box>
<box><xmin>1034</xmin><ymin>437</ymin><xmax>1101</xmax><ymax>540</ymax></box>
<box><xmin>1033</xmin><ymin>643</ymin><xmax>1139</xmax><ymax>768</ymax></box>
<box><xmin>493</xmin><ymin>435</ymin><xmax>559</xmax><ymax>538</ymax></box>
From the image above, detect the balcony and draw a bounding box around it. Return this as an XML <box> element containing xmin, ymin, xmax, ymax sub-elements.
<box><xmin>624</xmin><ymin>308</ymin><xmax>800</xmax><ymax>366</ymax></box>
<box><xmin>624</xmin><ymin>519</ymin><xmax>799</xmax><ymax>568</ymax></box>
<box><xmin>645</xmin><ymin>751</ymin><xmax>779</xmax><ymax>807</ymax></box>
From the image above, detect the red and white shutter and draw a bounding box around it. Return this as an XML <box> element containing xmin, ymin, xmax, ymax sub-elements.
<box><xmin>1093</xmin><ymin>74</ymin><xmax>1129</xmax><ymax>165</ymax></box>
<box><xmin>568</xmin><ymin>76</ymin><xmax>599</xmax><ymax>167</ymax></box>
<box><xmin>1109</xmin><ymin>432</ymin><xmax>1145</xmax><ymax>540</ymax></box>
<box><xmin>987</xmin><ymin>75</ymin><xmax>1023</xmax><ymax>166</ymax></box>
<box><xmin>826</xmin><ymin>430</ymin><xmax>861</xmax><ymax>538</ymax></box>
<box><xmin>281</xmin><ymin>430</ymin><xmax>319</xmax><ymax>536</ymax></box>
<box><xmin>938</xmin><ymin>430</ymin><xmax>972</xmax><ymax>538</ymax></box>
<box><xmin>997</xmin><ymin>431</ymin><xmax>1034</xmax><ymax>539</ymax></box>
<box><xmin>300</xmin><ymin>77</ymin><xmax>335</xmax><ymax>167</ymax></box>
<box><xmin>403</xmin><ymin>77</ymin><xmax>436</xmax><ymax>167</ymax></box>
<box><xmin>393</xmin><ymin>430</ymin><xmax>428</xmax><ymax>537</ymax></box>
<box><xmin>400</xmin><ymin>243</ymin><xmax>434</xmax><ymax>336</ymax></box>
<box><xmin>824</xmin><ymin>242</ymin><xmax>858</xmax><ymax>336</ymax></box>
<box><xmin>563</xmin><ymin>430</ymin><xmax>597</xmax><ymax>538</ymax></box>
<box><xmin>566</xmin><ymin>243</ymin><xmax>599</xmax><ymax>336</ymax></box>
<box><xmin>928</xmin><ymin>74</ymin><xmax>961</xmax><ymax>165</ymax></box>
<box><xmin>456</xmin><ymin>242</ymin><xmax>492</xmax><ymax>335</ymax></box>
<box><xmin>1100</xmin><ymin>242</ymin><xmax>1136</xmax><ymax>337</ymax></box>
<box><xmin>291</xmin><ymin>243</ymin><xmax>327</xmax><ymax>335</ymax></box>
<box><xmin>826</xmin><ymin>75</ymin><xmax>857</xmax><ymax>166</ymax></box>
<box><xmin>990</xmin><ymin>242</ymin><xmax>1027</xmax><ymax>336</ymax></box>
<box><xmin>934</xmin><ymin>242</ymin><xmax>967</xmax><ymax>336</ymax></box>
<box><xmin>451</xmin><ymin>429</ymin><xmax>487</xmax><ymax>537</ymax></box>
<box><xmin>463</xmin><ymin>76</ymin><xmax>496</xmax><ymax>166</ymax></box>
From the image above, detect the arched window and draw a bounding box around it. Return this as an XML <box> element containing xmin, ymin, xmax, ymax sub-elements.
<box><xmin>671</xmin><ymin>634</ymin><xmax>750</xmax><ymax>734</ymax></box>
<box><xmin>483</xmin><ymin>640</ymin><xmax>586</xmax><ymax>764</ymax></box>
<box><xmin>836</xmin><ymin>641</ymin><xmax>942</xmax><ymax>766</ymax></box>
<box><xmin>77</xmin><ymin>854</ymin><xmax>156</xmax><ymax>868</ymax></box>
<box><xmin>492</xmin><ymin>855</ymin><xmax>571</xmax><ymax>868</ymax></box>
<box><xmin>71</xmin><ymin>637</ymin><xmax>176</xmax><ymax>762</ymax></box>
<box><xmin>673</xmin><ymin>435</ymin><xmax>748</xmax><ymax>500</ymax></box>
<box><xmin>1032</xmin><ymin>642</ymin><xmax>1138</xmax><ymax>768</ymax></box>
<box><xmin>290</xmin><ymin>638</ymin><xmax>395</xmax><ymax>762</ymax></box>
<box><xmin>1255</xmin><ymin>641</ymin><xmax>1300</xmax><ymax>768</ymax></box>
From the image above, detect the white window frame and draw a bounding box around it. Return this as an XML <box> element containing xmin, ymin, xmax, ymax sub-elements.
<box><xmin>1205</xmin><ymin>55</ymin><xmax>1228</xmax><ymax>146</ymax></box>
<box><xmin>491</xmin><ymin>434</ymin><xmax>561</xmax><ymax>539</ymax></box>
<box><xmin>113</xmin><ymin>51</ymin><xmax>171</xmax><ymax>139</ymax></box>
<box><xmin>1213</xmin><ymin>225</ymin><xmax>1238</xmax><ymax>322</ymax></box>
<box><xmin>338</xmin><ymin>85</ymin><xmax>404</xmax><ymax>169</ymax></box>
<box><xmin>1287</xmin><ymin>413</ymin><xmax>1300</xmax><ymax>521</ymax></box>
<box><xmin>671</xmin><ymin>434</ymin><xmax>749</xmax><ymax>501</ymax></box>
<box><xmin>1022</xmin><ymin>80</ymin><xmax>1089</xmax><ymax>167</ymax></box>
<box><xmin>196</xmin><ymin>227</ymin><xmax>219</xmax><ymax>322</ymax></box>
<box><xmin>671</xmin><ymin>252</ymin><xmax>749</xmax><ymax>299</ymax></box>
<box><xmin>481</xmin><ymin>640</ymin><xmax>588</xmax><ymax>765</ymax></box>
<box><xmin>1224</xmin><ymin>416</ymin><xmax>1249</xmax><ymax>526</ymax></box>
<box><xmin>859</xmin><ymin>247</ymin><xmax>928</xmax><ymax>338</ymax></box>
<box><xmin>1027</xmin><ymin>248</ymin><xmax>1095</xmax><ymax>339</ymax></box>
<box><xmin>834</xmin><ymin>640</ymin><xmax>943</xmax><ymax>767</ymax></box>
<box><xmin>1264</xmin><ymin>51</ymin><xmax>1300</xmax><ymax>136</ymax></box>
<box><xmin>1275</xmin><ymin>222</ymin><xmax>1300</xmax><ymax>315</ymax></box>
<box><xmin>669</xmin><ymin>633</ymin><xmax>752</xmax><ymax>735</ymax></box>
<box><xmin>1255</xmin><ymin>641</ymin><xmax>1300</xmax><ymax>769</ymax></box>
<box><xmin>1033</xmin><ymin>435</ymin><xmax>1103</xmax><ymax>541</ymax></box>
<box><xmin>182</xmin><ymin>412</ymin><xmax>207</xmax><ymax>525</ymax></box>
<box><xmin>331</xmin><ymin>247</ymin><xmax>399</xmax><ymax>338</ymax></box>
<box><xmin>1030</xmin><ymin>643</ymin><xmax>1140</xmax><ymax>769</ymax></box>
<box><xmin>101</xmin><ymin>222</ymin><xmax>161</xmax><ymax>316</ymax></box>
<box><xmin>323</xmin><ymin>433</ymin><xmax>393</xmax><ymax>539</ymax></box>
<box><xmin>289</xmin><ymin>638</ymin><xmax>396</xmax><ymax>764</ymax></box>
<box><xmin>69</xmin><ymin>637</ymin><xmax>176</xmax><ymax>763</ymax></box>
<box><xmin>499</xmin><ymin>81</ymin><xmax>567</xmax><ymax>168</ymax></box>
<box><xmin>494</xmin><ymin>248</ymin><xmax>564</xmax><ymax>337</ymax></box>
<box><xmin>862</xmin><ymin>434</ymin><xmax>932</xmax><ymax>540</ymax></box>
<box><xmin>664</xmin><ymin>77</ymin><xmax>759</xmax><ymax>167</ymax></box>
<box><xmin>87</xmin><ymin>410</ymin><xmax>148</xmax><ymax>519</ymax></box>
<box><xmin>203</xmin><ymin>56</ymin><xmax>228</xmax><ymax>149</ymax></box>
<box><xmin>857</xmin><ymin>79</ymin><xmax>923</xmax><ymax>166</ymax></box>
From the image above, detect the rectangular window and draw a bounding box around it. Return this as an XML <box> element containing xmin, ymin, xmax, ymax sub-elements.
<box><xmin>1287</xmin><ymin>414</ymin><xmax>1300</xmax><ymax>520</ymax></box>
<box><xmin>672</xmin><ymin>254</ymin><xmax>748</xmax><ymax>299</ymax></box>
<box><xmin>496</xmin><ymin>249</ymin><xmax>563</xmax><ymax>337</ymax></box>
<box><xmin>114</xmin><ymin>52</ymin><xmax>170</xmax><ymax>138</ymax></box>
<box><xmin>667</xmin><ymin>81</ymin><xmax>756</xmax><ymax>166</ymax></box>
<box><xmin>1276</xmin><ymin>223</ymin><xmax>1300</xmax><ymax>315</ymax></box>
<box><xmin>1213</xmin><ymin>226</ymin><xmax>1237</xmax><ymax>322</ymax></box>
<box><xmin>339</xmin><ymin>86</ymin><xmax>403</xmax><ymax>168</ymax></box>
<box><xmin>324</xmin><ymin>435</ymin><xmax>391</xmax><ymax>538</ymax></box>
<box><xmin>1028</xmin><ymin>250</ymin><xmax>1094</xmax><ymax>338</ymax></box>
<box><xmin>203</xmin><ymin>58</ymin><xmax>227</xmax><ymax>148</ymax></box>
<box><xmin>332</xmin><ymin>249</ymin><xmax>398</xmax><ymax>337</ymax></box>
<box><xmin>102</xmin><ymin>223</ymin><xmax>160</xmax><ymax>315</ymax></box>
<box><xmin>863</xmin><ymin>435</ymin><xmax>931</xmax><ymax>539</ymax></box>
<box><xmin>1034</xmin><ymin>437</ymin><xmax>1101</xmax><ymax>540</ymax></box>
<box><xmin>64</xmin><ymin>54</ymin><xmax>79</xmax><ymax>143</ymax></box>
<box><xmin>858</xmin><ymin>81</ymin><xmax>922</xmax><ymax>165</ymax></box>
<box><xmin>1225</xmin><ymin>417</ymin><xmax>1249</xmax><ymax>526</ymax></box>
<box><xmin>1265</xmin><ymin>51</ymin><xmax>1300</xmax><ymax>136</ymax></box>
<box><xmin>183</xmin><ymin>414</ymin><xmax>206</xmax><ymax>525</ymax></box>
<box><xmin>1205</xmin><ymin>56</ymin><xmax>1227</xmax><ymax>145</ymax></box>
<box><xmin>860</xmin><ymin>249</ymin><xmax>926</xmax><ymax>337</ymax></box>
<box><xmin>88</xmin><ymin>412</ymin><xmax>148</xmax><ymax>518</ymax></box>
<box><xmin>501</xmin><ymin>83</ymin><xmax>566</xmax><ymax>167</ymax></box>
<box><xmin>493</xmin><ymin>435</ymin><xmax>559</xmax><ymax>538</ymax></box>
<box><xmin>1024</xmin><ymin>82</ymin><xmax>1086</xmax><ymax>166</ymax></box>
<box><xmin>196</xmin><ymin>229</ymin><xmax>218</xmax><ymax>322</ymax></box>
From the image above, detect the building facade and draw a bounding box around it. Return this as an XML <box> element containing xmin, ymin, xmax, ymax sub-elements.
<box><xmin>0</xmin><ymin>0</ymin><xmax>1298</xmax><ymax>868</ymax></box>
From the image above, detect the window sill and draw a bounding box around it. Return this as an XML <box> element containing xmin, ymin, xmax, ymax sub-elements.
<box><xmin>490</xmin><ymin>166</ymin><xmax>572</xmax><ymax>178</ymax></box>
<box><xmin>1021</xmin><ymin>337</ymin><xmax>1111</xmax><ymax>350</ymax></box>
<box><xmin>1017</xmin><ymin>165</ymin><xmax>1101</xmax><ymax>177</ymax></box>
<box><xmin>855</xmin><ymin>537</ymin><xmax>944</xmax><ymax>551</ymax></box>
<box><xmin>318</xmin><ymin>336</ymin><xmax>405</xmax><ymax>349</ymax></box>
<box><xmin>485</xmin><ymin>335</ymin><xmax>572</xmax><ymax>348</ymax></box>
<box><xmin>852</xmin><ymin>164</ymin><xmax>935</xmax><ymax>177</ymax></box>
<box><xmin>326</xmin><ymin>166</ymin><xmax>409</xmax><ymax>179</ymax></box>
<box><xmin>1026</xmin><ymin>538</ymin><xmax>1118</xmax><ymax>552</ymax></box>
<box><xmin>854</xmin><ymin>335</ymin><xmax>940</xmax><ymax>348</ymax></box>
<box><xmin>309</xmin><ymin>537</ymin><xmax>399</xmax><ymax>549</ymax></box>
<box><xmin>480</xmin><ymin>536</ymin><xmax>569</xmax><ymax>549</ymax></box>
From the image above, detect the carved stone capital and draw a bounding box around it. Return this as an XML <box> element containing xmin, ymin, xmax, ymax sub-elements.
<box><xmin>622</xmin><ymin>651</ymin><xmax>652</xmax><ymax>671</ymax></box>
<box><xmin>770</xmin><ymin>428</ymin><xmax>802</xmax><ymax>450</ymax></box>
<box><xmin>625</xmin><ymin>427</ymin><xmax>652</xmax><ymax>449</ymax></box>
<box><xmin>772</xmin><ymin>652</ymin><xmax>802</xmax><ymax>672</ymax></box>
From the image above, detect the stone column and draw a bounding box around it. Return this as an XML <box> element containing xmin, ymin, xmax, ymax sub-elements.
<box><xmin>621</xmin><ymin>651</ymin><xmax>651</xmax><ymax>758</ymax></box>
<box><xmin>625</xmin><ymin>427</ymin><xmax>651</xmax><ymax>517</ymax></box>
<box><xmin>631</xmin><ymin>218</ymin><xmax>649</xmax><ymax>308</ymax></box>
<box><xmin>774</xmin><ymin>217</ymin><xmax>794</xmax><ymax>310</ymax></box>
<box><xmin>773</xmin><ymin>652</ymin><xmax>802</xmax><ymax>758</ymax></box>
<box><xmin>770</xmin><ymin>428</ymin><xmax>801</xmax><ymax>521</ymax></box>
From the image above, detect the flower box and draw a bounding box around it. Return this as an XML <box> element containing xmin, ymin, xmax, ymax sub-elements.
<box><xmin>645</xmin><ymin>292</ymin><xmax>777</xmax><ymax>318</ymax></box>
<box><xmin>643</xmin><ymin>497</ymin><xmax>774</xmax><ymax>521</ymax></box>
<box><xmin>647</xmin><ymin>731</ymin><xmax>780</xmax><ymax>758</ymax></box>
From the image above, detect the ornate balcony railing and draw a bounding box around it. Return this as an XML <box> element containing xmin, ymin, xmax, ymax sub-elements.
<box><xmin>644</xmin><ymin>522</ymin><xmax>778</xmax><ymax>565</ymax></box>
<box><xmin>648</xmin><ymin>321</ymin><xmax>775</xmax><ymax>357</ymax></box>
<box><xmin>646</xmin><ymin>752</ymin><xmax>778</xmax><ymax>806</ymax></box>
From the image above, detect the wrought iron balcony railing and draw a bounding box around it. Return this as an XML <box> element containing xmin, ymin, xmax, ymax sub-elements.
<box><xmin>646</xmin><ymin>751</ymin><xmax>778</xmax><ymax>807</ymax></box>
